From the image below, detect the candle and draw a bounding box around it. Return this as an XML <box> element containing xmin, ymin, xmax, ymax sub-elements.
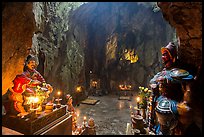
<box><xmin>136</xmin><ymin>96</ymin><xmax>141</xmax><ymax>102</ymax></box>
<box><xmin>136</xmin><ymin>96</ymin><xmax>141</xmax><ymax>109</ymax></box>
<box><xmin>130</xmin><ymin>105</ymin><xmax>133</xmax><ymax>116</ymax></box>
<box><xmin>76</xmin><ymin>86</ymin><xmax>81</xmax><ymax>92</ymax></box>
<box><xmin>84</xmin><ymin>116</ymin><xmax>86</xmax><ymax>121</ymax></box>
<box><xmin>56</xmin><ymin>91</ymin><xmax>62</xmax><ymax>108</ymax></box>
<box><xmin>30</xmin><ymin>96</ymin><xmax>39</xmax><ymax>110</ymax></box>
<box><xmin>83</xmin><ymin>116</ymin><xmax>87</xmax><ymax>128</ymax></box>
<box><xmin>57</xmin><ymin>91</ymin><xmax>61</xmax><ymax>96</ymax></box>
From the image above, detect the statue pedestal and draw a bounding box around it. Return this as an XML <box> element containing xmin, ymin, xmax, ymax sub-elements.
<box><xmin>2</xmin><ymin>105</ymin><xmax>72</xmax><ymax>135</ymax></box>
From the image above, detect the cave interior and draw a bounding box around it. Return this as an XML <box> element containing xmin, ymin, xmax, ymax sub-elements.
<box><xmin>2</xmin><ymin>2</ymin><xmax>202</xmax><ymax>135</ymax></box>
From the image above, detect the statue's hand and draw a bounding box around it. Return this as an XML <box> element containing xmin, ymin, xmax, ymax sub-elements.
<box><xmin>177</xmin><ymin>101</ymin><xmax>191</xmax><ymax>115</ymax></box>
<box><xmin>17</xmin><ymin>112</ymin><xmax>29</xmax><ymax>117</ymax></box>
<box><xmin>30</xmin><ymin>80</ymin><xmax>41</xmax><ymax>86</ymax></box>
<box><xmin>46</xmin><ymin>84</ymin><xmax>53</xmax><ymax>93</ymax></box>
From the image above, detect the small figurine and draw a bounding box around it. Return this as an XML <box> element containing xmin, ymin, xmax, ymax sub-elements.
<box><xmin>45</xmin><ymin>101</ymin><xmax>54</xmax><ymax>113</ymax></box>
<box><xmin>75</xmin><ymin>125</ymin><xmax>82</xmax><ymax>135</ymax></box>
<box><xmin>72</xmin><ymin>113</ymin><xmax>78</xmax><ymax>132</ymax></box>
<box><xmin>66</xmin><ymin>94</ymin><xmax>75</xmax><ymax>113</ymax></box>
<box><xmin>87</xmin><ymin>117</ymin><xmax>96</xmax><ymax>135</ymax></box>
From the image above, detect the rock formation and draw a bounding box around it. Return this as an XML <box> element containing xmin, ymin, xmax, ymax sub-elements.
<box><xmin>157</xmin><ymin>2</ymin><xmax>202</xmax><ymax>133</ymax></box>
<box><xmin>71</xmin><ymin>2</ymin><xmax>176</xmax><ymax>92</ymax></box>
<box><xmin>2</xmin><ymin>2</ymin><xmax>35</xmax><ymax>95</ymax></box>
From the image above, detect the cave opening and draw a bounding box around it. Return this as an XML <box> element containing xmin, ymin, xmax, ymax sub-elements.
<box><xmin>2</xmin><ymin>2</ymin><xmax>202</xmax><ymax>135</ymax></box>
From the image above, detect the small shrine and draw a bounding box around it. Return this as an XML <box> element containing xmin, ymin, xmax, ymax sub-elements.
<box><xmin>118</xmin><ymin>82</ymin><xmax>133</xmax><ymax>100</ymax></box>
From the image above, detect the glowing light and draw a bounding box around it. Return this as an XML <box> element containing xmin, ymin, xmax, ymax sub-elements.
<box><xmin>37</xmin><ymin>85</ymin><xmax>41</xmax><ymax>89</ymax></box>
<box><xmin>27</xmin><ymin>96</ymin><xmax>39</xmax><ymax>104</ymax></box>
<box><xmin>119</xmin><ymin>104</ymin><xmax>122</xmax><ymax>109</ymax></box>
<box><xmin>33</xmin><ymin>97</ymin><xmax>39</xmax><ymax>103</ymax></box>
<box><xmin>76</xmin><ymin>86</ymin><xmax>82</xmax><ymax>92</ymax></box>
<box><xmin>119</xmin><ymin>84</ymin><xmax>132</xmax><ymax>90</ymax></box>
<box><xmin>84</xmin><ymin>116</ymin><xmax>87</xmax><ymax>121</ymax></box>
<box><xmin>29</xmin><ymin>96</ymin><xmax>40</xmax><ymax>110</ymax></box>
<box><xmin>92</xmin><ymin>81</ymin><xmax>97</xmax><ymax>87</ymax></box>
<box><xmin>57</xmin><ymin>91</ymin><xmax>61</xmax><ymax>96</ymax></box>
<box><xmin>123</xmin><ymin>49</ymin><xmax>139</xmax><ymax>63</ymax></box>
<box><xmin>136</xmin><ymin>96</ymin><xmax>141</xmax><ymax>102</ymax></box>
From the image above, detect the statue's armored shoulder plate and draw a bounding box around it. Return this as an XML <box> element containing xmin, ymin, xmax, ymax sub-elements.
<box><xmin>170</xmin><ymin>68</ymin><xmax>193</xmax><ymax>80</ymax></box>
<box><xmin>155</xmin><ymin>96</ymin><xmax>177</xmax><ymax>114</ymax></box>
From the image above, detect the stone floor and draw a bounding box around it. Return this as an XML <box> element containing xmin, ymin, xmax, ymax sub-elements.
<box><xmin>75</xmin><ymin>94</ymin><xmax>138</xmax><ymax>135</ymax></box>
<box><xmin>2</xmin><ymin>126</ymin><xmax>24</xmax><ymax>135</ymax></box>
<box><xmin>3</xmin><ymin>93</ymin><xmax>201</xmax><ymax>135</ymax></box>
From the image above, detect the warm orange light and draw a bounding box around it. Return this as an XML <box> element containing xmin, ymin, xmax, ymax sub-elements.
<box><xmin>27</xmin><ymin>96</ymin><xmax>39</xmax><ymax>104</ymax></box>
<box><xmin>119</xmin><ymin>104</ymin><xmax>122</xmax><ymax>109</ymax></box>
<box><xmin>84</xmin><ymin>116</ymin><xmax>86</xmax><ymax>121</ymax></box>
<box><xmin>74</xmin><ymin>116</ymin><xmax>77</xmax><ymax>121</ymax></box>
<box><xmin>92</xmin><ymin>81</ymin><xmax>97</xmax><ymax>87</ymax></box>
<box><xmin>136</xmin><ymin>96</ymin><xmax>141</xmax><ymax>102</ymax></box>
<box><xmin>33</xmin><ymin>97</ymin><xmax>39</xmax><ymax>103</ymax></box>
<box><xmin>57</xmin><ymin>91</ymin><xmax>61</xmax><ymax>96</ymax></box>
<box><xmin>130</xmin><ymin>105</ymin><xmax>132</xmax><ymax>109</ymax></box>
<box><xmin>76</xmin><ymin>86</ymin><xmax>81</xmax><ymax>92</ymax></box>
<box><xmin>29</xmin><ymin>96</ymin><xmax>40</xmax><ymax>110</ymax></box>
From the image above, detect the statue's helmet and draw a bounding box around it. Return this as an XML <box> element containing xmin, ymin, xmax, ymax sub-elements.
<box><xmin>25</xmin><ymin>55</ymin><xmax>37</xmax><ymax>63</ymax></box>
<box><xmin>161</xmin><ymin>42</ymin><xmax>177</xmax><ymax>63</ymax></box>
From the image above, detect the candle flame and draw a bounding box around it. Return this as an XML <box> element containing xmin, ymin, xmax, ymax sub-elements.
<box><xmin>119</xmin><ymin>104</ymin><xmax>122</xmax><ymax>108</ymax></box>
<box><xmin>57</xmin><ymin>91</ymin><xmax>61</xmax><ymax>96</ymax></box>
<box><xmin>84</xmin><ymin>116</ymin><xmax>86</xmax><ymax>121</ymax></box>
<box><xmin>136</xmin><ymin>96</ymin><xmax>141</xmax><ymax>102</ymax></box>
<box><xmin>27</xmin><ymin>96</ymin><xmax>39</xmax><ymax>104</ymax></box>
<box><xmin>33</xmin><ymin>97</ymin><xmax>39</xmax><ymax>103</ymax></box>
<box><xmin>76</xmin><ymin>86</ymin><xmax>81</xmax><ymax>92</ymax></box>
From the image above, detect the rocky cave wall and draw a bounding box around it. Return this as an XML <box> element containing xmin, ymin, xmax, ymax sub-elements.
<box><xmin>71</xmin><ymin>2</ymin><xmax>176</xmax><ymax>92</ymax></box>
<box><xmin>158</xmin><ymin>2</ymin><xmax>202</xmax><ymax>131</ymax></box>
<box><xmin>2</xmin><ymin>2</ymin><xmax>202</xmax><ymax>107</ymax></box>
<box><xmin>32</xmin><ymin>2</ymin><xmax>87</xmax><ymax>104</ymax></box>
<box><xmin>158</xmin><ymin>2</ymin><xmax>202</xmax><ymax>71</ymax></box>
<box><xmin>2</xmin><ymin>2</ymin><xmax>35</xmax><ymax>95</ymax></box>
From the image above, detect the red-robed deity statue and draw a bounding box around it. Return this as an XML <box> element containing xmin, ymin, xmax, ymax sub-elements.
<box><xmin>8</xmin><ymin>55</ymin><xmax>53</xmax><ymax>116</ymax></box>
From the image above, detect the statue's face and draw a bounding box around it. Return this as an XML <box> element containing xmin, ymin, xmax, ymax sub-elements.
<box><xmin>162</xmin><ymin>51</ymin><xmax>170</xmax><ymax>63</ymax></box>
<box><xmin>162</xmin><ymin>50</ymin><xmax>172</xmax><ymax>68</ymax></box>
<box><xmin>159</xmin><ymin>83</ymin><xmax>165</xmax><ymax>93</ymax></box>
<box><xmin>27</xmin><ymin>60</ymin><xmax>36</xmax><ymax>70</ymax></box>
